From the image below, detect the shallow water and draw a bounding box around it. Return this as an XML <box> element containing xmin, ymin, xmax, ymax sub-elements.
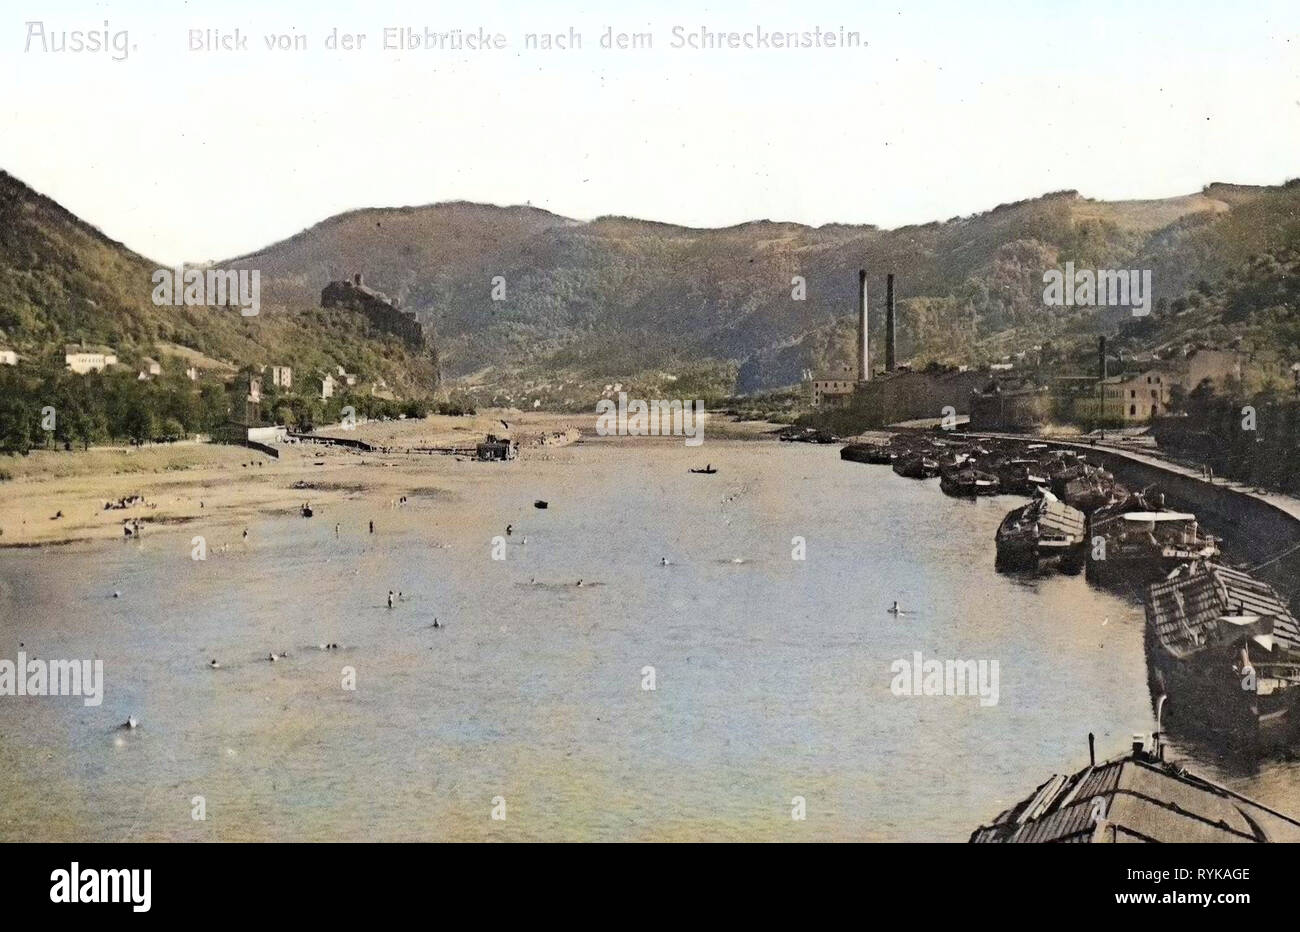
<box><xmin>1</xmin><ymin>439</ymin><xmax>1296</xmax><ymax>841</ymax></box>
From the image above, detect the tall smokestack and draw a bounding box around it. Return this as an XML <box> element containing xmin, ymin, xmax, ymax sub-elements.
<box><xmin>886</xmin><ymin>273</ymin><xmax>897</xmax><ymax>372</ymax></box>
<box><xmin>1098</xmin><ymin>335</ymin><xmax>1108</xmax><ymax>382</ymax></box>
<box><xmin>858</xmin><ymin>269</ymin><xmax>869</xmax><ymax>382</ymax></box>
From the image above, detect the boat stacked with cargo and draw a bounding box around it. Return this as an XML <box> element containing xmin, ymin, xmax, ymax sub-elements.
<box><xmin>1144</xmin><ymin>561</ymin><xmax>1300</xmax><ymax>750</ymax></box>
<box><xmin>995</xmin><ymin>458</ymin><xmax>1050</xmax><ymax>496</ymax></box>
<box><xmin>839</xmin><ymin>441</ymin><xmax>896</xmax><ymax>465</ymax></box>
<box><xmin>1059</xmin><ymin>473</ymin><xmax>1122</xmax><ymax>513</ymax></box>
<box><xmin>1086</xmin><ymin>490</ymin><xmax>1221</xmax><ymax>586</ymax></box>
<box><xmin>994</xmin><ymin>489</ymin><xmax>1087</xmax><ymax>573</ymax></box>
<box><xmin>893</xmin><ymin>451</ymin><xmax>941</xmax><ymax>479</ymax></box>
<box><xmin>972</xmin><ymin>731</ymin><xmax>1300</xmax><ymax>842</ymax></box>
<box><xmin>1040</xmin><ymin>453</ymin><xmax>1121</xmax><ymax>513</ymax></box>
<box><xmin>939</xmin><ymin>465</ymin><xmax>1001</xmax><ymax>498</ymax></box>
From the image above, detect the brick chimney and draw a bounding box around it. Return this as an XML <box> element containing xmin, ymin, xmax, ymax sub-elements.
<box><xmin>886</xmin><ymin>273</ymin><xmax>897</xmax><ymax>372</ymax></box>
<box><xmin>858</xmin><ymin>269</ymin><xmax>869</xmax><ymax>382</ymax></box>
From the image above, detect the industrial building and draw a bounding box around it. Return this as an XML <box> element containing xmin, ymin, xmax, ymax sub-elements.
<box><xmin>810</xmin><ymin>271</ymin><xmax>987</xmax><ymax>426</ymax></box>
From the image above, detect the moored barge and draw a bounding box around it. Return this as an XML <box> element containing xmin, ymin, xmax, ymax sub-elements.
<box><xmin>1087</xmin><ymin>498</ymin><xmax>1220</xmax><ymax>586</ymax></box>
<box><xmin>893</xmin><ymin>453</ymin><xmax>940</xmax><ymax>479</ymax></box>
<box><xmin>840</xmin><ymin>442</ymin><xmax>895</xmax><ymax>465</ymax></box>
<box><xmin>995</xmin><ymin>490</ymin><xmax>1086</xmax><ymax>572</ymax></box>
<box><xmin>1144</xmin><ymin>561</ymin><xmax>1300</xmax><ymax>751</ymax></box>
<box><xmin>940</xmin><ymin>466</ymin><xmax>1000</xmax><ymax>497</ymax></box>
<box><xmin>972</xmin><ymin>732</ymin><xmax>1300</xmax><ymax>842</ymax></box>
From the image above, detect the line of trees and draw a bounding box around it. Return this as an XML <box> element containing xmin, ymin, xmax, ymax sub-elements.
<box><xmin>0</xmin><ymin>359</ymin><xmax>438</xmax><ymax>455</ymax></box>
<box><xmin>0</xmin><ymin>362</ymin><xmax>228</xmax><ymax>453</ymax></box>
<box><xmin>1153</xmin><ymin>383</ymin><xmax>1300</xmax><ymax>494</ymax></box>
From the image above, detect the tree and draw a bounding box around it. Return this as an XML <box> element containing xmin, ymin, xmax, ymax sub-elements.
<box><xmin>160</xmin><ymin>417</ymin><xmax>185</xmax><ymax>441</ymax></box>
<box><xmin>0</xmin><ymin>392</ymin><xmax>36</xmax><ymax>454</ymax></box>
<box><xmin>124</xmin><ymin>406</ymin><xmax>154</xmax><ymax>446</ymax></box>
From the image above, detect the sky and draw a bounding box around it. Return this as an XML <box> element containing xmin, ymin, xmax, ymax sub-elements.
<box><xmin>2</xmin><ymin>0</ymin><xmax>1298</xmax><ymax>264</ymax></box>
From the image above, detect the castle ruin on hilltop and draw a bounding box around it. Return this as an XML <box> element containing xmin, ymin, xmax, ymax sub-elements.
<box><xmin>320</xmin><ymin>273</ymin><xmax>425</xmax><ymax>348</ymax></box>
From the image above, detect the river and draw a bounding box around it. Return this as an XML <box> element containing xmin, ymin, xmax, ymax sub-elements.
<box><xmin>2</xmin><ymin>437</ymin><xmax>1297</xmax><ymax>840</ymax></box>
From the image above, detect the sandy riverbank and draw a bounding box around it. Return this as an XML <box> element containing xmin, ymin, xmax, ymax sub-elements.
<box><xmin>0</xmin><ymin>410</ymin><xmax>781</xmax><ymax>549</ymax></box>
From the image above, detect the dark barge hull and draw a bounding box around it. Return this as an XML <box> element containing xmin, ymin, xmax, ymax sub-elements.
<box><xmin>1145</xmin><ymin>627</ymin><xmax>1298</xmax><ymax>752</ymax></box>
<box><xmin>995</xmin><ymin>537</ymin><xmax>1085</xmax><ymax>573</ymax></box>
<box><xmin>1087</xmin><ymin>553</ymin><xmax>1200</xmax><ymax>587</ymax></box>
<box><xmin>940</xmin><ymin>473</ymin><xmax>1000</xmax><ymax>498</ymax></box>
<box><xmin>893</xmin><ymin>457</ymin><xmax>939</xmax><ymax>479</ymax></box>
<box><xmin>840</xmin><ymin>443</ymin><xmax>894</xmax><ymax>465</ymax></box>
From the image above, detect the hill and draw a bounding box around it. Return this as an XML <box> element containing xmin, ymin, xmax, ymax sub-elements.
<box><xmin>0</xmin><ymin>170</ymin><xmax>440</xmax><ymax>396</ymax></box>
<box><xmin>5</xmin><ymin>166</ymin><xmax>1299</xmax><ymax>415</ymax></box>
<box><xmin>226</xmin><ymin>180</ymin><xmax>1300</xmax><ymax>402</ymax></box>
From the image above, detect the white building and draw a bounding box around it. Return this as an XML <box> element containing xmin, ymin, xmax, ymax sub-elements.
<box><xmin>268</xmin><ymin>365</ymin><xmax>293</xmax><ymax>389</ymax></box>
<box><xmin>320</xmin><ymin>373</ymin><xmax>336</xmax><ymax>399</ymax></box>
<box><xmin>247</xmin><ymin>425</ymin><xmax>288</xmax><ymax>444</ymax></box>
<box><xmin>0</xmin><ymin>349</ymin><xmax>17</xmax><ymax>366</ymax></box>
<box><xmin>64</xmin><ymin>345</ymin><xmax>117</xmax><ymax>374</ymax></box>
<box><xmin>1100</xmin><ymin>369</ymin><xmax>1171</xmax><ymax>422</ymax></box>
<box><xmin>810</xmin><ymin>364</ymin><xmax>858</xmax><ymax>408</ymax></box>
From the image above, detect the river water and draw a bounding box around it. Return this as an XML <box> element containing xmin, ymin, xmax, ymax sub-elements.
<box><xmin>2</xmin><ymin>438</ymin><xmax>1297</xmax><ymax>841</ymax></box>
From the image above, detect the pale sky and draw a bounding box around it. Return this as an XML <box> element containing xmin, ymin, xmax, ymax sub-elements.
<box><xmin>3</xmin><ymin>0</ymin><xmax>1298</xmax><ymax>264</ymax></box>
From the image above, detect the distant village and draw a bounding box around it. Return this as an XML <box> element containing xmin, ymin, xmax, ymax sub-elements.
<box><xmin>0</xmin><ymin>272</ymin><xmax>442</xmax><ymax>453</ymax></box>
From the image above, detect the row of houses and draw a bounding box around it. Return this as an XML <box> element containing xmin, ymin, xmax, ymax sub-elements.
<box><xmin>42</xmin><ymin>345</ymin><xmax>384</xmax><ymax>406</ymax></box>
<box><xmin>247</xmin><ymin>364</ymin><xmax>378</xmax><ymax>400</ymax></box>
<box><xmin>969</xmin><ymin>344</ymin><xmax>1300</xmax><ymax>431</ymax></box>
<box><xmin>969</xmin><ymin>367</ymin><xmax>1189</xmax><ymax>431</ymax></box>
